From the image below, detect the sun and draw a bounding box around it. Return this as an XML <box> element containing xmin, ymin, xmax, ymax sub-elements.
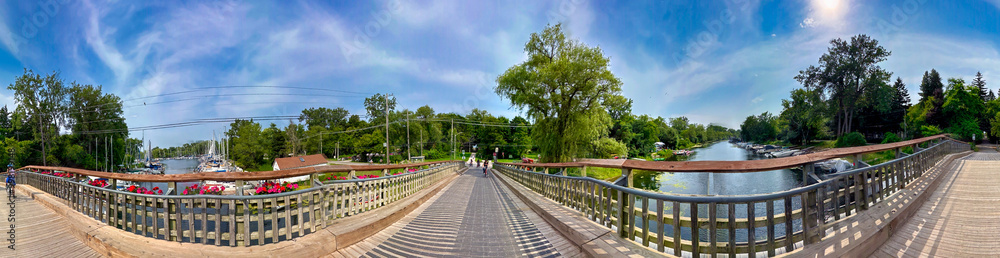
<box><xmin>817</xmin><ymin>0</ymin><xmax>840</xmax><ymax>10</ymax></box>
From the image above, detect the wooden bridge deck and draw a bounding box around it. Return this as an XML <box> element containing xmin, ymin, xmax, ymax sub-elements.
<box><xmin>874</xmin><ymin>150</ymin><xmax>1000</xmax><ymax>257</ymax></box>
<box><xmin>330</xmin><ymin>167</ymin><xmax>581</xmax><ymax>258</ymax></box>
<box><xmin>1</xmin><ymin>185</ymin><xmax>103</xmax><ymax>258</ymax></box>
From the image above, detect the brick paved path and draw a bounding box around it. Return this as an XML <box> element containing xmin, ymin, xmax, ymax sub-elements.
<box><xmin>334</xmin><ymin>168</ymin><xmax>577</xmax><ymax>257</ymax></box>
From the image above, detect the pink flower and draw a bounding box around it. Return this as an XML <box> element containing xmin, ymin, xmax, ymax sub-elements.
<box><xmin>183</xmin><ymin>189</ymin><xmax>189</xmax><ymax>195</ymax></box>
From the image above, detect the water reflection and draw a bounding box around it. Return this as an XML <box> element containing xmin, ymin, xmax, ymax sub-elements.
<box><xmin>632</xmin><ymin>141</ymin><xmax>803</xmax><ymax>195</ymax></box>
<box><xmin>627</xmin><ymin>141</ymin><xmax>806</xmax><ymax>243</ymax></box>
<box><xmin>136</xmin><ymin>159</ymin><xmax>202</xmax><ymax>191</ymax></box>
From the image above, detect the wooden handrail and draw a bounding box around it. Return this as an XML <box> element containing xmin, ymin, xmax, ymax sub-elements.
<box><xmin>19</xmin><ymin>160</ymin><xmax>459</xmax><ymax>182</ymax></box>
<box><xmin>500</xmin><ymin>135</ymin><xmax>948</xmax><ymax>172</ymax></box>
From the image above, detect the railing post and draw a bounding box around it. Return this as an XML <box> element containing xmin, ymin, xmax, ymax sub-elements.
<box><xmin>544</xmin><ymin>167</ymin><xmax>549</xmax><ymax>174</ymax></box>
<box><xmin>349</xmin><ymin>170</ymin><xmax>356</xmax><ymax>179</ymax></box>
<box><xmin>895</xmin><ymin>147</ymin><xmax>902</xmax><ymax>158</ymax></box>
<box><xmin>168</xmin><ymin>182</ymin><xmax>177</xmax><ymax>195</ymax></box>
<box><xmin>622</xmin><ymin>168</ymin><xmax>633</xmax><ymax>188</ymax></box>
<box><xmin>235</xmin><ymin>180</ymin><xmax>244</xmax><ymax>196</ymax></box>
<box><xmin>561</xmin><ymin>168</ymin><xmax>566</xmax><ymax>176</ymax></box>
<box><xmin>581</xmin><ymin>166</ymin><xmax>588</xmax><ymax>178</ymax></box>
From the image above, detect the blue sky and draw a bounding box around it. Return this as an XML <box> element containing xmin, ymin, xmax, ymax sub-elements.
<box><xmin>0</xmin><ymin>0</ymin><xmax>999</xmax><ymax>147</ymax></box>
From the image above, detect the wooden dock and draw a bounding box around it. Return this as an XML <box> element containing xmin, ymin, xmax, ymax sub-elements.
<box><xmin>875</xmin><ymin>151</ymin><xmax>1000</xmax><ymax>257</ymax></box>
<box><xmin>1</xmin><ymin>186</ymin><xmax>103</xmax><ymax>257</ymax></box>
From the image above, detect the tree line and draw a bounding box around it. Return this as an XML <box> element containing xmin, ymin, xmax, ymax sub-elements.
<box><xmin>741</xmin><ymin>34</ymin><xmax>996</xmax><ymax>146</ymax></box>
<box><xmin>2</xmin><ymin>69</ymin><xmax>134</xmax><ymax>170</ymax></box>
<box><xmin>2</xmin><ymin>23</ymin><xmax>739</xmax><ymax>170</ymax></box>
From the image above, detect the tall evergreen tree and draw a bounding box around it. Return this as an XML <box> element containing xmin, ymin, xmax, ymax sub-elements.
<box><xmin>918</xmin><ymin>69</ymin><xmax>946</xmax><ymax>127</ymax></box>
<box><xmin>973</xmin><ymin>71</ymin><xmax>988</xmax><ymax>101</ymax></box>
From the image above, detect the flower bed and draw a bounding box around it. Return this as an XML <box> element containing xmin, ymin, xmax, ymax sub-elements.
<box><xmin>357</xmin><ymin>175</ymin><xmax>379</xmax><ymax>179</ymax></box>
<box><xmin>325</xmin><ymin>175</ymin><xmax>349</xmax><ymax>180</ymax></box>
<box><xmin>126</xmin><ymin>185</ymin><xmax>163</xmax><ymax>195</ymax></box>
<box><xmin>255</xmin><ymin>182</ymin><xmax>298</xmax><ymax>195</ymax></box>
<box><xmin>182</xmin><ymin>184</ymin><xmax>224</xmax><ymax>195</ymax></box>
<box><xmin>40</xmin><ymin>171</ymin><xmax>74</xmax><ymax>178</ymax></box>
<box><xmin>88</xmin><ymin>179</ymin><xmax>109</xmax><ymax>188</ymax></box>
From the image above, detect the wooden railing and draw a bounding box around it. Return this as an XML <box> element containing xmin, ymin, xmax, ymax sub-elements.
<box><xmin>495</xmin><ymin>137</ymin><xmax>967</xmax><ymax>257</ymax></box>
<box><xmin>15</xmin><ymin>161</ymin><xmax>462</xmax><ymax>246</ymax></box>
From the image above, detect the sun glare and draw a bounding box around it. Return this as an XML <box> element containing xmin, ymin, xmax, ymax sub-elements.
<box><xmin>818</xmin><ymin>0</ymin><xmax>840</xmax><ymax>10</ymax></box>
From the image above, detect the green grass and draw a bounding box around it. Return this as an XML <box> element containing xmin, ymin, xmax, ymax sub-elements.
<box><xmin>861</xmin><ymin>147</ymin><xmax>913</xmax><ymax>165</ymax></box>
<box><xmin>544</xmin><ymin>166</ymin><xmax>622</xmax><ymax>182</ymax></box>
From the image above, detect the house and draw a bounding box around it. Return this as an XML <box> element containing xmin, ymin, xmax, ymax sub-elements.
<box><xmin>273</xmin><ymin>154</ymin><xmax>328</xmax><ymax>183</ymax></box>
<box><xmin>654</xmin><ymin>142</ymin><xmax>666</xmax><ymax>151</ymax></box>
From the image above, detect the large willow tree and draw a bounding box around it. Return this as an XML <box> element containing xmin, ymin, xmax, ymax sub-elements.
<box><xmin>495</xmin><ymin>24</ymin><xmax>627</xmax><ymax>162</ymax></box>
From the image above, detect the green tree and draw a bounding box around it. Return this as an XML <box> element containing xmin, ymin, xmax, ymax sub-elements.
<box><xmin>8</xmin><ymin>69</ymin><xmax>70</xmax><ymax>166</ymax></box>
<box><xmin>227</xmin><ymin>119</ymin><xmax>266</xmax><ymax>169</ymax></box>
<box><xmin>299</xmin><ymin>107</ymin><xmax>349</xmax><ymax>130</ymax></box>
<box><xmin>942</xmin><ymin>78</ymin><xmax>985</xmax><ymax>141</ymax></box>
<box><xmin>918</xmin><ymin>69</ymin><xmax>946</xmax><ymax>127</ymax></box>
<box><xmin>364</xmin><ymin>93</ymin><xmax>397</xmax><ymax>123</ymax></box>
<box><xmin>591</xmin><ymin>137</ymin><xmax>627</xmax><ymax>158</ymax></box>
<box><xmin>740</xmin><ymin>112</ymin><xmax>778</xmax><ymax>143</ymax></box>
<box><xmin>795</xmin><ymin>35</ymin><xmax>891</xmax><ymax>136</ymax></box>
<box><xmin>509</xmin><ymin>116</ymin><xmax>532</xmax><ymax>158</ymax></box>
<box><xmin>779</xmin><ymin>88</ymin><xmax>828</xmax><ymax>145</ymax></box>
<box><xmin>495</xmin><ymin>24</ymin><xmax>626</xmax><ymax>162</ymax></box>
<box><xmin>973</xmin><ymin>71</ymin><xmax>988</xmax><ymax>101</ymax></box>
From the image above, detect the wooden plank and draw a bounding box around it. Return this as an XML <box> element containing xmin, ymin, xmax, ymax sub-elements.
<box><xmin>673</xmin><ymin>201</ymin><xmax>681</xmax><ymax>257</ymax></box>
<box><xmin>766</xmin><ymin>200</ymin><xmax>775</xmax><ymax>256</ymax></box>
<box><xmin>657</xmin><ymin>199</ymin><xmax>665</xmax><ymax>252</ymax></box>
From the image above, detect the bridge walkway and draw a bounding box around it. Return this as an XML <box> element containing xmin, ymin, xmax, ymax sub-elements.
<box><xmin>1</xmin><ymin>185</ymin><xmax>102</xmax><ymax>258</ymax></box>
<box><xmin>331</xmin><ymin>167</ymin><xmax>580</xmax><ymax>258</ymax></box>
<box><xmin>874</xmin><ymin>149</ymin><xmax>1000</xmax><ymax>257</ymax></box>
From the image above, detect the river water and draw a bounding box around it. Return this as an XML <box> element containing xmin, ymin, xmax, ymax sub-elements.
<box><xmin>135</xmin><ymin>158</ymin><xmax>202</xmax><ymax>192</ymax></box>
<box><xmin>628</xmin><ymin>141</ymin><xmax>806</xmax><ymax>244</ymax></box>
<box><xmin>632</xmin><ymin>141</ymin><xmax>803</xmax><ymax>194</ymax></box>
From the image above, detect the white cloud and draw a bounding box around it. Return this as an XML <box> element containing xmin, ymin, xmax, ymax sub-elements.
<box><xmin>751</xmin><ymin>97</ymin><xmax>763</xmax><ymax>104</ymax></box>
<box><xmin>800</xmin><ymin>18</ymin><xmax>816</xmax><ymax>28</ymax></box>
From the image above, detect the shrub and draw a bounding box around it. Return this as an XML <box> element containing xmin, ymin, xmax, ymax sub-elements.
<box><xmin>425</xmin><ymin>149</ymin><xmax>446</xmax><ymax>159</ymax></box>
<box><xmin>881</xmin><ymin>132</ymin><xmax>902</xmax><ymax>144</ymax></box>
<box><xmin>919</xmin><ymin>125</ymin><xmax>943</xmax><ymax>138</ymax></box>
<box><xmin>835</xmin><ymin>132</ymin><xmax>867</xmax><ymax>148</ymax></box>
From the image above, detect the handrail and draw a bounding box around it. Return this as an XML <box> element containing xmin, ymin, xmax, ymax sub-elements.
<box><xmin>497</xmin><ymin>139</ymin><xmax>949</xmax><ymax>204</ymax></box>
<box><xmin>499</xmin><ymin>135</ymin><xmax>946</xmax><ymax>172</ymax></box>
<box><xmin>14</xmin><ymin>162</ymin><xmax>464</xmax><ymax>247</ymax></box>
<box><xmin>19</xmin><ymin>160</ymin><xmax>458</xmax><ymax>182</ymax></box>
<box><xmin>494</xmin><ymin>138</ymin><xmax>969</xmax><ymax>257</ymax></box>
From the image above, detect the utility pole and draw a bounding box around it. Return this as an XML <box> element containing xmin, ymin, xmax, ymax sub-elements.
<box><xmin>111</xmin><ymin>135</ymin><xmax>114</xmax><ymax>172</ymax></box>
<box><xmin>407</xmin><ymin>113</ymin><xmax>411</xmax><ymax>161</ymax></box>
<box><xmin>384</xmin><ymin>93</ymin><xmax>390</xmax><ymax>165</ymax></box>
<box><xmin>320</xmin><ymin>132</ymin><xmax>323</xmax><ymax>156</ymax></box>
<box><xmin>336</xmin><ymin>142</ymin><xmax>340</xmax><ymax>160</ymax></box>
<box><xmin>451</xmin><ymin>118</ymin><xmax>455</xmax><ymax>161</ymax></box>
